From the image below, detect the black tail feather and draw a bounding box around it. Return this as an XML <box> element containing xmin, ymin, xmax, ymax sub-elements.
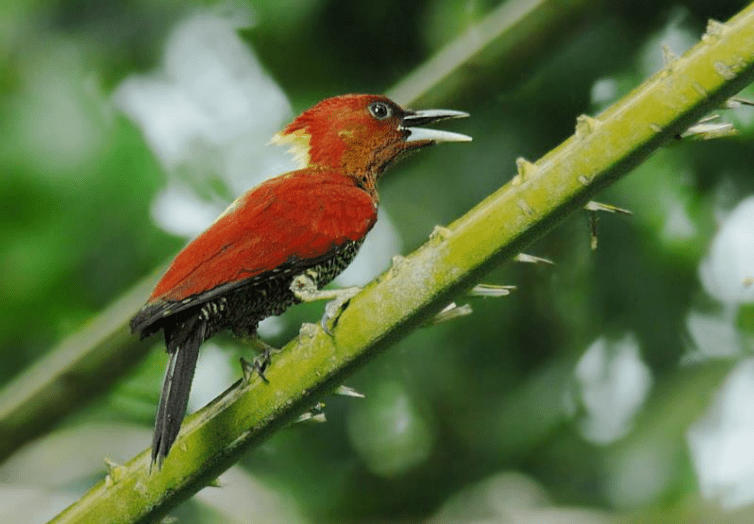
<box><xmin>151</xmin><ymin>314</ymin><xmax>206</xmax><ymax>470</ymax></box>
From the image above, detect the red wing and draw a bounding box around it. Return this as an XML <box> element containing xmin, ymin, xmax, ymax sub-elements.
<box><xmin>149</xmin><ymin>171</ymin><xmax>377</xmax><ymax>303</ymax></box>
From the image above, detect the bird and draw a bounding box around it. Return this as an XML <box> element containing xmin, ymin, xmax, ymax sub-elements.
<box><xmin>130</xmin><ymin>93</ymin><xmax>471</xmax><ymax>468</ymax></box>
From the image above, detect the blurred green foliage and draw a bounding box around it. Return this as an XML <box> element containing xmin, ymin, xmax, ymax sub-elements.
<box><xmin>2</xmin><ymin>0</ymin><xmax>754</xmax><ymax>523</ymax></box>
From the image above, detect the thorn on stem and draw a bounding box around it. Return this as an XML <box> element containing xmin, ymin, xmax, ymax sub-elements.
<box><xmin>424</xmin><ymin>302</ymin><xmax>473</xmax><ymax>327</ymax></box>
<box><xmin>575</xmin><ymin>114</ymin><xmax>601</xmax><ymax>138</ymax></box>
<box><xmin>584</xmin><ymin>201</ymin><xmax>633</xmax><ymax>215</ymax></box>
<box><xmin>104</xmin><ymin>458</ymin><xmax>125</xmax><ymax>486</ymax></box>
<box><xmin>726</xmin><ymin>97</ymin><xmax>754</xmax><ymax>108</ymax></box>
<box><xmin>514</xmin><ymin>157</ymin><xmax>537</xmax><ymax>184</ymax></box>
<box><xmin>469</xmin><ymin>284</ymin><xmax>516</xmax><ymax>297</ymax></box>
<box><xmin>514</xmin><ymin>253</ymin><xmax>554</xmax><ymax>265</ymax></box>
<box><xmin>334</xmin><ymin>385</ymin><xmax>365</xmax><ymax>398</ymax></box>
<box><xmin>680</xmin><ymin>114</ymin><xmax>736</xmax><ymax>140</ymax></box>
<box><xmin>295</xmin><ymin>402</ymin><xmax>327</xmax><ymax>424</ymax></box>
<box><xmin>661</xmin><ymin>44</ymin><xmax>679</xmax><ymax>67</ymax></box>
<box><xmin>430</xmin><ymin>225</ymin><xmax>453</xmax><ymax>241</ymax></box>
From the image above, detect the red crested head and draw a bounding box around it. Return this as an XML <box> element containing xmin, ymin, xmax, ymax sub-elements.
<box><xmin>271</xmin><ymin>94</ymin><xmax>470</xmax><ymax>189</ymax></box>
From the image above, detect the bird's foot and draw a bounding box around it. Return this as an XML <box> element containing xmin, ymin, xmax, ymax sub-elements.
<box><xmin>290</xmin><ymin>274</ymin><xmax>361</xmax><ymax>335</ymax></box>
<box><xmin>240</xmin><ymin>337</ymin><xmax>281</xmax><ymax>384</ymax></box>
<box><xmin>320</xmin><ymin>287</ymin><xmax>361</xmax><ymax>335</ymax></box>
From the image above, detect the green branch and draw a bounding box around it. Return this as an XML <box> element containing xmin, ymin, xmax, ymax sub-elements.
<box><xmin>48</xmin><ymin>5</ymin><xmax>754</xmax><ymax>523</ymax></box>
<box><xmin>0</xmin><ymin>271</ymin><xmax>159</xmax><ymax>462</ymax></box>
<box><xmin>387</xmin><ymin>0</ymin><xmax>595</xmax><ymax>105</ymax></box>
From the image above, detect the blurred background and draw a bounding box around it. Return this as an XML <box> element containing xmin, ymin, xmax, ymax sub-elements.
<box><xmin>1</xmin><ymin>0</ymin><xmax>754</xmax><ymax>522</ymax></box>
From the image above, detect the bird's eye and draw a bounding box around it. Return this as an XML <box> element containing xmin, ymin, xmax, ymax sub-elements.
<box><xmin>368</xmin><ymin>101</ymin><xmax>391</xmax><ymax>120</ymax></box>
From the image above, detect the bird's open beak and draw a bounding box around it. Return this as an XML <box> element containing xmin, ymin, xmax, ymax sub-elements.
<box><xmin>401</xmin><ymin>109</ymin><xmax>472</xmax><ymax>144</ymax></box>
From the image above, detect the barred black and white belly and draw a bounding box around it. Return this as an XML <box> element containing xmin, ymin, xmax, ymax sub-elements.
<box><xmin>193</xmin><ymin>239</ymin><xmax>364</xmax><ymax>339</ymax></box>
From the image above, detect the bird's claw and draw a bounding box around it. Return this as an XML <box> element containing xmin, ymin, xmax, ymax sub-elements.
<box><xmin>240</xmin><ymin>338</ymin><xmax>281</xmax><ymax>384</ymax></box>
<box><xmin>240</xmin><ymin>356</ymin><xmax>269</xmax><ymax>384</ymax></box>
<box><xmin>321</xmin><ymin>287</ymin><xmax>361</xmax><ymax>335</ymax></box>
<box><xmin>289</xmin><ymin>275</ymin><xmax>361</xmax><ymax>335</ymax></box>
<box><xmin>240</xmin><ymin>351</ymin><xmax>274</xmax><ymax>383</ymax></box>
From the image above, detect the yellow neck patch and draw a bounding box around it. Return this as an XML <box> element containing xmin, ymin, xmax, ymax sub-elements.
<box><xmin>269</xmin><ymin>129</ymin><xmax>311</xmax><ymax>169</ymax></box>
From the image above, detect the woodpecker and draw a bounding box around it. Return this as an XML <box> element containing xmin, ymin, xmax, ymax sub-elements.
<box><xmin>131</xmin><ymin>94</ymin><xmax>471</xmax><ymax>467</ymax></box>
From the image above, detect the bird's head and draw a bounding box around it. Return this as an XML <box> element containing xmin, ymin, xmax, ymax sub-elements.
<box><xmin>271</xmin><ymin>94</ymin><xmax>470</xmax><ymax>188</ymax></box>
